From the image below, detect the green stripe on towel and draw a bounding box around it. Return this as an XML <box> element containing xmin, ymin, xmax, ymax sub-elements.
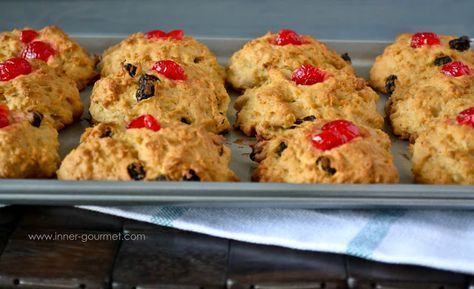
<box><xmin>346</xmin><ymin>210</ymin><xmax>404</xmax><ymax>258</ymax></box>
<box><xmin>151</xmin><ymin>207</ymin><xmax>189</xmax><ymax>226</ymax></box>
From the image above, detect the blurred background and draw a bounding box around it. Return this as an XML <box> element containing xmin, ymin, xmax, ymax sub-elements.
<box><xmin>1</xmin><ymin>0</ymin><xmax>473</xmax><ymax>39</ymax></box>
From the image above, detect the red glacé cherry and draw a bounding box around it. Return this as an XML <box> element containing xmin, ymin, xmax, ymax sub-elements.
<box><xmin>145</xmin><ymin>29</ymin><xmax>167</xmax><ymax>39</ymax></box>
<box><xmin>0</xmin><ymin>57</ymin><xmax>32</xmax><ymax>81</ymax></box>
<box><xmin>311</xmin><ymin>120</ymin><xmax>360</xmax><ymax>151</ymax></box>
<box><xmin>21</xmin><ymin>41</ymin><xmax>56</xmax><ymax>62</ymax></box>
<box><xmin>20</xmin><ymin>29</ymin><xmax>39</xmax><ymax>43</ymax></box>
<box><xmin>127</xmin><ymin>114</ymin><xmax>161</xmax><ymax>131</ymax></box>
<box><xmin>410</xmin><ymin>32</ymin><xmax>440</xmax><ymax>48</ymax></box>
<box><xmin>0</xmin><ymin>105</ymin><xmax>10</xmax><ymax>128</ymax></box>
<box><xmin>322</xmin><ymin>120</ymin><xmax>360</xmax><ymax>140</ymax></box>
<box><xmin>273</xmin><ymin>29</ymin><xmax>305</xmax><ymax>46</ymax></box>
<box><xmin>311</xmin><ymin>130</ymin><xmax>345</xmax><ymax>151</ymax></box>
<box><xmin>152</xmin><ymin>60</ymin><xmax>187</xmax><ymax>80</ymax></box>
<box><xmin>441</xmin><ymin>61</ymin><xmax>471</xmax><ymax>77</ymax></box>
<box><xmin>166</xmin><ymin>30</ymin><xmax>184</xmax><ymax>40</ymax></box>
<box><xmin>456</xmin><ymin>107</ymin><xmax>474</xmax><ymax>128</ymax></box>
<box><xmin>145</xmin><ymin>29</ymin><xmax>184</xmax><ymax>40</ymax></box>
<box><xmin>291</xmin><ymin>64</ymin><xmax>327</xmax><ymax>85</ymax></box>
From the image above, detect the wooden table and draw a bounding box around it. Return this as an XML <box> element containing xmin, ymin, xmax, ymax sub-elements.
<box><xmin>0</xmin><ymin>206</ymin><xmax>472</xmax><ymax>289</ymax></box>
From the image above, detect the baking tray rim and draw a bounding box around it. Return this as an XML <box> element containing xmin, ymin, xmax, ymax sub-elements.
<box><xmin>0</xmin><ymin>180</ymin><xmax>473</xmax><ymax>208</ymax></box>
<box><xmin>1</xmin><ymin>180</ymin><xmax>473</xmax><ymax>196</ymax></box>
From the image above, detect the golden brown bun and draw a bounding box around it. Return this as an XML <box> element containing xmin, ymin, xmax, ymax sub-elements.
<box><xmin>411</xmin><ymin>120</ymin><xmax>474</xmax><ymax>184</ymax></box>
<box><xmin>251</xmin><ymin>121</ymin><xmax>399</xmax><ymax>184</ymax></box>
<box><xmin>0</xmin><ymin>110</ymin><xmax>60</xmax><ymax>178</ymax></box>
<box><xmin>99</xmin><ymin>32</ymin><xmax>224</xmax><ymax>82</ymax></box>
<box><xmin>234</xmin><ymin>69</ymin><xmax>383</xmax><ymax>138</ymax></box>
<box><xmin>0</xmin><ymin>25</ymin><xmax>97</xmax><ymax>90</ymax></box>
<box><xmin>58</xmin><ymin>122</ymin><xmax>239</xmax><ymax>182</ymax></box>
<box><xmin>370</xmin><ymin>33</ymin><xmax>474</xmax><ymax>94</ymax></box>
<box><xmin>227</xmin><ymin>31</ymin><xmax>354</xmax><ymax>90</ymax></box>
<box><xmin>90</xmin><ymin>61</ymin><xmax>230</xmax><ymax>134</ymax></box>
<box><xmin>0</xmin><ymin>59</ymin><xmax>83</xmax><ymax>130</ymax></box>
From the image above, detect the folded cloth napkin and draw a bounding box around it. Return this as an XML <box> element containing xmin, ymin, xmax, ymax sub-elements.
<box><xmin>80</xmin><ymin>206</ymin><xmax>474</xmax><ymax>274</ymax></box>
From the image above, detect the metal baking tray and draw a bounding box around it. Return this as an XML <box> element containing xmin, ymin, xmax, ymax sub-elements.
<box><xmin>0</xmin><ymin>35</ymin><xmax>473</xmax><ymax>208</ymax></box>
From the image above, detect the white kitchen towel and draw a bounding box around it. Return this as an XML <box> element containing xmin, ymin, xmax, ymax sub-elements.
<box><xmin>80</xmin><ymin>206</ymin><xmax>474</xmax><ymax>274</ymax></box>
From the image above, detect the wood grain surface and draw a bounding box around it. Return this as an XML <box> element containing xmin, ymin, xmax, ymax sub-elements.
<box><xmin>0</xmin><ymin>206</ymin><xmax>471</xmax><ymax>289</ymax></box>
